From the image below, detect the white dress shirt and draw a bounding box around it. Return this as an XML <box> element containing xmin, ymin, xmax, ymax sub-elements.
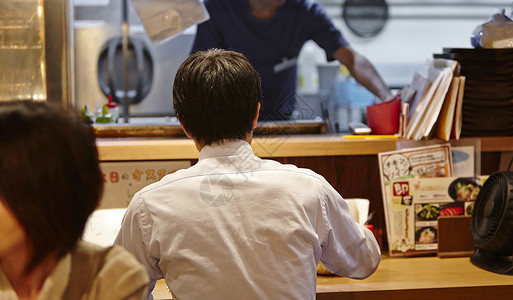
<box><xmin>115</xmin><ymin>140</ymin><xmax>380</xmax><ymax>300</ymax></box>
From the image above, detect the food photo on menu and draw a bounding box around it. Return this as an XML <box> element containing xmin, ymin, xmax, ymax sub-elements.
<box><xmin>377</xmin><ymin>143</ymin><xmax>488</xmax><ymax>256</ymax></box>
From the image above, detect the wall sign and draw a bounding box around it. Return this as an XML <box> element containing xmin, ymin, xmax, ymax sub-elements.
<box><xmin>99</xmin><ymin>160</ymin><xmax>191</xmax><ymax>208</ymax></box>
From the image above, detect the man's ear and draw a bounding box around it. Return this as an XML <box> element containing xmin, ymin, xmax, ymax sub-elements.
<box><xmin>252</xmin><ymin>102</ymin><xmax>261</xmax><ymax>129</ymax></box>
<box><xmin>177</xmin><ymin>115</ymin><xmax>193</xmax><ymax>138</ymax></box>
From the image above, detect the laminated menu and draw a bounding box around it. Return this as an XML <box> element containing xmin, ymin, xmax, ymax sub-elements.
<box><xmin>378</xmin><ymin>144</ymin><xmax>454</xmax><ymax>256</ymax></box>
<box><xmin>384</xmin><ymin>176</ymin><xmax>487</xmax><ymax>256</ymax></box>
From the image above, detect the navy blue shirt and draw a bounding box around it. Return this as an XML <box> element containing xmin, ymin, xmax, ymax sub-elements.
<box><xmin>191</xmin><ymin>0</ymin><xmax>348</xmax><ymax>120</ymax></box>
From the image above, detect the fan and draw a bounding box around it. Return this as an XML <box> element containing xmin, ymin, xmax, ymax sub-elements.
<box><xmin>342</xmin><ymin>0</ymin><xmax>389</xmax><ymax>38</ymax></box>
<box><xmin>471</xmin><ymin>171</ymin><xmax>513</xmax><ymax>275</ymax></box>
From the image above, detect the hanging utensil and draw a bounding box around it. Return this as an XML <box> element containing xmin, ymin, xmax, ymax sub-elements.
<box><xmin>97</xmin><ymin>0</ymin><xmax>153</xmax><ymax>122</ymax></box>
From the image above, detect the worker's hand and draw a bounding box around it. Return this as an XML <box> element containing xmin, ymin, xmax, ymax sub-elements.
<box><xmin>334</xmin><ymin>46</ymin><xmax>392</xmax><ymax>103</ymax></box>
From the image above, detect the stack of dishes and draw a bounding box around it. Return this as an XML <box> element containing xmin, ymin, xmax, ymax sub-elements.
<box><xmin>434</xmin><ymin>48</ymin><xmax>513</xmax><ymax>137</ymax></box>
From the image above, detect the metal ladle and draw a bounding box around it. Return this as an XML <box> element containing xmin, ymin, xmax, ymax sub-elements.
<box><xmin>97</xmin><ymin>0</ymin><xmax>154</xmax><ymax>123</ymax></box>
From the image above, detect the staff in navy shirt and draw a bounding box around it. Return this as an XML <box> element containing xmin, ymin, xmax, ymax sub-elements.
<box><xmin>191</xmin><ymin>0</ymin><xmax>393</xmax><ymax>121</ymax></box>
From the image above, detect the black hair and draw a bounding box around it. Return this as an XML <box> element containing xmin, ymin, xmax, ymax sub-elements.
<box><xmin>173</xmin><ymin>49</ymin><xmax>262</xmax><ymax>145</ymax></box>
<box><xmin>0</xmin><ymin>100</ymin><xmax>103</xmax><ymax>273</ymax></box>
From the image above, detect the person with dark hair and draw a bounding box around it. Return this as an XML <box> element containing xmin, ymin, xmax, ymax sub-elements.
<box><xmin>0</xmin><ymin>100</ymin><xmax>149</xmax><ymax>300</ymax></box>
<box><xmin>115</xmin><ymin>49</ymin><xmax>380</xmax><ymax>300</ymax></box>
<box><xmin>173</xmin><ymin>48</ymin><xmax>263</xmax><ymax>146</ymax></box>
<box><xmin>191</xmin><ymin>0</ymin><xmax>393</xmax><ymax>120</ymax></box>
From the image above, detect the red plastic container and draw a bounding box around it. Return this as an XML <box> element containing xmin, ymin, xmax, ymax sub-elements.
<box><xmin>366</xmin><ymin>96</ymin><xmax>401</xmax><ymax>135</ymax></box>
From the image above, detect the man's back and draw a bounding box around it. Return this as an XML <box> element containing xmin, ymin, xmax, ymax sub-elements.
<box><xmin>116</xmin><ymin>140</ymin><xmax>380</xmax><ymax>300</ymax></box>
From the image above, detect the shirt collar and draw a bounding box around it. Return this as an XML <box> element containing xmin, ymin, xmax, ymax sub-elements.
<box><xmin>37</xmin><ymin>254</ymin><xmax>70</xmax><ymax>300</ymax></box>
<box><xmin>0</xmin><ymin>253</ymin><xmax>70</xmax><ymax>300</ymax></box>
<box><xmin>198</xmin><ymin>139</ymin><xmax>254</xmax><ymax>161</ymax></box>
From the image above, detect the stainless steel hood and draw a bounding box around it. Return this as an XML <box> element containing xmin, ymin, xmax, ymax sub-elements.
<box><xmin>74</xmin><ymin>0</ymin><xmax>204</xmax><ymax>117</ymax></box>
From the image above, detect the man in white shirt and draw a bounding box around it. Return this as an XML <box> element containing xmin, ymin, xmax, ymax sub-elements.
<box><xmin>115</xmin><ymin>48</ymin><xmax>381</xmax><ymax>300</ymax></box>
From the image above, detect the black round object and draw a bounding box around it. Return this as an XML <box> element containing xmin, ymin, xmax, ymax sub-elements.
<box><xmin>342</xmin><ymin>0</ymin><xmax>389</xmax><ymax>38</ymax></box>
<box><xmin>447</xmin><ymin>177</ymin><xmax>481</xmax><ymax>202</ymax></box>
<box><xmin>97</xmin><ymin>36</ymin><xmax>154</xmax><ymax>106</ymax></box>
<box><xmin>471</xmin><ymin>172</ymin><xmax>513</xmax><ymax>256</ymax></box>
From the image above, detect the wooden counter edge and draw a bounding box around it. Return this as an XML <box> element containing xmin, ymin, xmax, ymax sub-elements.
<box><xmin>97</xmin><ymin>138</ymin><xmax>199</xmax><ymax>161</ymax></box>
<box><xmin>154</xmin><ymin>281</ymin><xmax>513</xmax><ymax>300</ymax></box>
<box><xmin>96</xmin><ymin>135</ymin><xmax>400</xmax><ymax>161</ymax></box>
<box><xmin>479</xmin><ymin>136</ymin><xmax>513</xmax><ymax>152</ymax></box>
<box><xmin>96</xmin><ymin>136</ymin><xmax>513</xmax><ymax>162</ymax></box>
<box><xmin>316</xmin><ymin>285</ymin><xmax>513</xmax><ymax>300</ymax></box>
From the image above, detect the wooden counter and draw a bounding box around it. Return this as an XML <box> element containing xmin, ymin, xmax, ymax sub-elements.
<box><xmin>96</xmin><ymin>135</ymin><xmax>513</xmax><ymax>161</ymax></box>
<box><xmin>153</xmin><ymin>255</ymin><xmax>513</xmax><ymax>300</ymax></box>
<box><xmin>99</xmin><ymin>136</ymin><xmax>513</xmax><ymax>299</ymax></box>
<box><xmin>96</xmin><ymin>135</ymin><xmax>513</xmax><ymax>249</ymax></box>
<box><xmin>315</xmin><ymin>255</ymin><xmax>513</xmax><ymax>299</ymax></box>
<box><xmin>96</xmin><ymin>135</ymin><xmax>399</xmax><ymax>161</ymax></box>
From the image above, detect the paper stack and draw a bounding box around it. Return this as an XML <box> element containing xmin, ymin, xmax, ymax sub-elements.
<box><xmin>405</xmin><ymin>59</ymin><xmax>464</xmax><ymax>141</ymax></box>
<box><xmin>433</xmin><ymin>75</ymin><xmax>466</xmax><ymax>141</ymax></box>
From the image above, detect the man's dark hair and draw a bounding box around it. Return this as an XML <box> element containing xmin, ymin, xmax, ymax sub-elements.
<box><xmin>0</xmin><ymin>100</ymin><xmax>103</xmax><ymax>273</ymax></box>
<box><xmin>173</xmin><ymin>49</ymin><xmax>262</xmax><ymax>145</ymax></box>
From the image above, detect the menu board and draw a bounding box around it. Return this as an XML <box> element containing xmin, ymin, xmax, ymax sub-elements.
<box><xmin>384</xmin><ymin>176</ymin><xmax>487</xmax><ymax>256</ymax></box>
<box><xmin>378</xmin><ymin>144</ymin><xmax>453</xmax><ymax>256</ymax></box>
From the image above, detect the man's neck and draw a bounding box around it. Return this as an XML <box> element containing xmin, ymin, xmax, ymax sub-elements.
<box><xmin>194</xmin><ymin>135</ymin><xmax>253</xmax><ymax>152</ymax></box>
<box><xmin>248</xmin><ymin>0</ymin><xmax>281</xmax><ymax>20</ymax></box>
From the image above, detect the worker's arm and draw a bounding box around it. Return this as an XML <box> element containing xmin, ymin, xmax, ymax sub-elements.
<box><xmin>333</xmin><ymin>46</ymin><xmax>393</xmax><ymax>101</ymax></box>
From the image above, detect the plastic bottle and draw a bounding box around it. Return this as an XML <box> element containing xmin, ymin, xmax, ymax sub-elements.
<box><xmin>297</xmin><ymin>41</ymin><xmax>323</xmax><ymax>93</ymax></box>
<box><xmin>106</xmin><ymin>95</ymin><xmax>119</xmax><ymax>123</ymax></box>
